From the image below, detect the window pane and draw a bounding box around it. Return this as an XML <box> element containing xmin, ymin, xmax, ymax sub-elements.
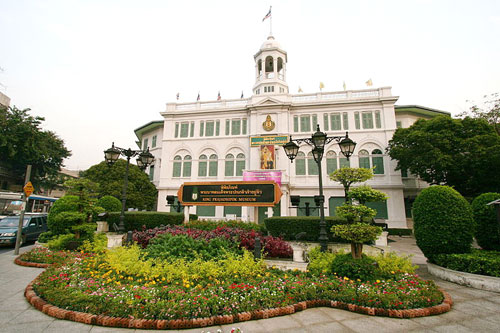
<box><xmin>152</xmin><ymin>135</ymin><xmax>157</xmax><ymax>148</ymax></box>
<box><xmin>326</xmin><ymin>156</ymin><xmax>337</xmax><ymax>174</ymax></box>
<box><xmin>209</xmin><ymin>154</ymin><xmax>218</xmax><ymax>176</ymax></box>
<box><xmin>293</xmin><ymin>116</ymin><xmax>299</xmax><ymax>132</ymax></box>
<box><xmin>190</xmin><ymin>122</ymin><xmax>194</xmax><ymax>137</ymax></box>
<box><xmin>354</xmin><ymin>112</ymin><xmax>360</xmax><ymax>129</ymax></box>
<box><xmin>173</xmin><ymin>160</ymin><xmax>181</xmax><ymax>177</ymax></box>
<box><xmin>307</xmin><ymin>153</ymin><xmax>318</xmax><ymax>175</ymax></box>
<box><xmin>200</xmin><ymin>121</ymin><xmax>204</xmax><ymax>136</ymax></box>
<box><xmin>231</xmin><ymin>119</ymin><xmax>241</xmax><ymax>135</ymax></box>
<box><xmin>175</xmin><ymin>123</ymin><xmax>179</xmax><ymax>137</ymax></box>
<box><xmin>225</xmin><ymin>154</ymin><xmax>234</xmax><ymax>176</ymax></box>
<box><xmin>330</xmin><ymin>113</ymin><xmax>341</xmax><ymax>130</ymax></box>
<box><xmin>198</xmin><ymin>161</ymin><xmax>207</xmax><ymax>177</ymax></box>
<box><xmin>242</xmin><ymin>118</ymin><xmax>247</xmax><ymax>135</ymax></box>
<box><xmin>295</xmin><ymin>152</ymin><xmax>306</xmax><ymax>175</ymax></box>
<box><xmin>183</xmin><ymin>156</ymin><xmax>192</xmax><ymax>177</ymax></box>
<box><xmin>143</xmin><ymin>138</ymin><xmax>148</xmax><ymax>150</ymax></box>
<box><xmin>323</xmin><ymin>114</ymin><xmax>329</xmax><ymax>131</ymax></box>
<box><xmin>225</xmin><ymin>119</ymin><xmax>230</xmax><ymax>135</ymax></box>
<box><xmin>180</xmin><ymin>123</ymin><xmax>189</xmax><ymax>137</ymax></box>
<box><xmin>216</xmin><ymin>120</ymin><xmax>220</xmax><ymax>136</ymax></box>
<box><xmin>362</xmin><ymin>112</ymin><xmax>374</xmax><ymax>129</ymax></box>
<box><xmin>375</xmin><ymin>111</ymin><xmax>381</xmax><ymax>128</ymax></box>
<box><xmin>300</xmin><ymin>115</ymin><xmax>311</xmax><ymax>132</ymax></box>
<box><xmin>359</xmin><ymin>150</ymin><xmax>370</xmax><ymax>169</ymax></box>
<box><xmin>197</xmin><ymin>205</ymin><xmax>216</xmax><ymax>217</ymax></box>
<box><xmin>366</xmin><ymin>201</ymin><xmax>388</xmax><ymax>219</ymax></box>
<box><xmin>340</xmin><ymin>157</ymin><xmax>350</xmax><ymax>168</ymax></box>
<box><xmin>312</xmin><ymin>114</ymin><xmax>318</xmax><ymax>130</ymax></box>
<box><xmin>342</xmin><ymin>112</ymin><xmax>349</xmax><ymax>130</ymax></box>
<box><xmin>149</xmin><ymin>165</ymin><xmax>154</xmax><ymax>181</ymax></box>
<box><xmin>236</xmin><ymin>160</ymin><xmax>245</xmax><ymax>176</ymax></box>
<box><xmin>224</xmin><ymin>206</ymin><xmax>242</xmax><ymax>217</ymax></box>
<box><xmin>205</xmin><ymin>121</ymin><xmax>214</xmax><ymax>136</ymax></box>
<box><xmin>396</xmin><ymin>121</ymin><xmax>402</xmax><ymax>129</ymax></box>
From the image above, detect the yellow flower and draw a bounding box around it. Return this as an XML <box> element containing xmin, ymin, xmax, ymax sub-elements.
<box><xmin>185</xmin><ymin>284</ymin><xmax>190</xmax><ymax>288</ymax></box>
<box><xmin>344</xmin><ymin>277</ymin><xmax>349</xmax><ymax>280</ymax></box>
<box><xmin>391</xmin><ymin>271</ymin><xmax>395</xmax><ymax>274</ymax></box>
<box><xmin>376</xmin><ymin>280</ymin><xmax>380</xmax><ymax>283</ymax></box>
<box><xmin>284</xmin><ymin>275</ymin><xmax>288</xmax><ymax>279</ymax></box>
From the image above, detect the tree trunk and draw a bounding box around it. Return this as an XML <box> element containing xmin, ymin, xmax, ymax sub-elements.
<box><xmin>351</xmin><ymin>242</ymin><xmax>363</xmax><ymax>259</ymax></box>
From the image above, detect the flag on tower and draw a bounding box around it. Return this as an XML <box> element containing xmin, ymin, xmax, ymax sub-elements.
<box><xmin>365</xmin><ymin>79</ymin><xmax>373</xmax><ymax>86</ymax></box>
<box><xmin>240</xmin><ymin>91</ymin><xmax>244</xmax><ymax>99</ymax></box>
<box><xmin>176</xmin><ymin>92</ymin><xmax>179</xmax><ymax>100</ymax></box>
<box><xmin>319</xmin><ymin>82</ymin><xmax>325</xmax><ymax>91</ymax></box>
<box><xmin>197</xmin><ymin>92</ymin><xmax>200</xmax><ymax>101</ymax></box>
<box><xmin>262</xmin><ymin>6</ymin><xmax>272</xmax><ymax>22</ymax></box>
<box><xmin>343</xmin><ymin>81</ymin><xmax>346</xmax><ymax>91</ymax></box>
<box><xmin>217</xmin><ymin>91</ymin><xmax>221</xmax><ymax>101</ymax></box>
<box><xmin>298</xmin><ymin>86</ymin><xmax>303</xmax><ymax>93</ymax></box>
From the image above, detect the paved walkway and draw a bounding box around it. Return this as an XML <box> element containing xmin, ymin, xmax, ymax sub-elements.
<box><xmin>0</xmin><ymin>238</ymin><xmax>499</xmax><ymax>332</ymax></box>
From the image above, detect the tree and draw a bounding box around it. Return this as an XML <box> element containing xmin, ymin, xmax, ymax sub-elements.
<box><xmin>348</xmin><ymin>185</ymin><xmax>388</xmax><ymax>205</ymax></box>
<box><xmin>458</xmin><ymin>93</ymin><xmax>500</xmax><ymax>136</ymax></box>
<box><xmin>387</xmin><ymin>116</ymin><xmax>500</xmax><ymax>198</ymax></box>
<box><xmin>329</xmin><ymin>167</ymin><xmax>373</xmax><ymax>203</ymax></box>
<box><xmin>81</xmin><ymin>160</ymin><xmax>157</xmax><ymax>210</ymax></box>
<box><xmin>0</xmin><ymin>106</ymin><xmax>71</xmax><ymax>190</ymax></box>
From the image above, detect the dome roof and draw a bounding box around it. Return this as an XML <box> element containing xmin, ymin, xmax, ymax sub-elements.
<box><xmin>260</xmin><ymin>35</ymin><xmax>281</xmax><ymax>50</ymax></box>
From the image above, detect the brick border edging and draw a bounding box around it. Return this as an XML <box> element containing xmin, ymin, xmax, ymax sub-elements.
<box><xmin>24</xmin><ymin>275</ymin><xmax>453</xmax><ymax>330</ymax></box>
<box><xmin>14</xmin><ymin>256</ymin><xmax>50</xmax><ymax>268</ymax></box>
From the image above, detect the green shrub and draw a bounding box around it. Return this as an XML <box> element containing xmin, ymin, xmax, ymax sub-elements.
<box><xmin>306</xmin><ymin>246</ymin><xmax>339</xmax><ymax>275</ymax></box>
<box><xmin>432</xmin><ymin>249</ymin><xmax>500</xmax><ymax>277</ymax></box>
<box><xmin>48</xmin><ymin>211</ymin><xmax>86</xmax><ymax>235</ymax></box>
<box><xmin>387</xmin><ymin>228</ymin><xmax>413</xmax><ymax>236</ymax></box>
<box><xmin>97</xmin><ymin>195</ymin><xmax>122</xmax><ymax>212</ymax></box>
<box><xmin>37</xmin><ymin>231</ymin><xmax>55</xmax><ymax>243</ymax></box>
<box><xmin>47</xmin><ymin>195</ymin><xmax>80</xmax><ymax>229</ymax></box>
<box><xmin>186</xmin><ymin>219</ymin><xmax>266</xmax><ymax>233</ymax></box>
<box><xmin>330</xmin><ymin>253</ymin><xmax>377</xmax><ymax>281</ymax></box>
<box><xmin>145</xmin><ymin>233</ymin><xmax>242</xmax><ymax>261</ymax></box>
<box><xmin>107</xmin><ymin>211</ymin><xmax>184</xmax><ymax>231</ymax></box>
<box><xmin>413</xmin><ymin>186</ymin><xmax>475</xmax><ymax>259</ymax></box>
<box><xmin>471</xmin><ymin>192</ymin><xmax>500</xmax><ymax>251</ymax></box>
<box><xmin>71</xmin><ymin>223</ymin><xmax>97</xmax><ymax>241</ymax></box>
<box><xmin>264</xmin><ymin>216</ymin><xmax>349</xmax><ymax>241</ymax></box>
<box><xmin>47</xmin><ymin>233</ymin><xmax>81</xmax><ymax>251</ymax></box>
<box><xmin>371</xmin><ymin>252</ymin><xmax>417</xmax><ymax>276</ymax></box>
<box><xmin>336</xmin><ymin>204</ymin><xmax>376</xmax><ymax>223</ymax></box>
<box><xmin>331</xmin><ymin>223</ymin><xmax>382</xmax><ymax>244</ymax></box>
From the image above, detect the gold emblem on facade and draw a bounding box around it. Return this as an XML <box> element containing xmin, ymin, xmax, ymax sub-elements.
<box><xmin>262</xmin><ymin>115</ymin><xmax>275</xmax><ymax>131</ymax></box>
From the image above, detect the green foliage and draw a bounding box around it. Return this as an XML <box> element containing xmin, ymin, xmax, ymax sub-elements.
<box><xmin>47</xmin><ymin>233</ymin><xmax>80</xmax><ymax>251</ymax></box>
<box><xmin>48</xmin><ymin>211</ymin><xmax>86</xmax><ymax>235</ymax></box>
<box><xmin>306</xmin><ymin>246</ymin><xmax>340</xmax><ymax>275</ymax></box>
<box><xmin>107</xmin><ymin>211</ymin><xmax>184</xmax><ymax>231</ymax></box>
<box><xmin>48</xmin><ymin>195</ymin><xmax>80</xmax><ymax>219</ymax></box>
<box><xmin>64</xmin><ymin>178</ymin><xmax>99</xmax><ymax>201</ymax></box>
<box><xmin>81</xmin><ymin>160</ymin><xmax>158</xmax><ymax>210</ymax></box>
<box><xmin>388</xmin><ymin>116</ymin><xmax>500</xmax><ymax>198</ymax></box>
<box><xmin>432</xmin><ymin>249</ymin><xmax>500</xmax><ymax>277</ymax></box>
<box><xmin>330</xmin><ymin>253</ymin><xmax>377</xmax><ymax>281</ymax></box>
<box><xmin>387</xmin><ymin>228</ymin><xmax>413</xmax><ymax>236</ymax></box>
<box><xmin>371</xmin><ymin>252</ymin><xmax>417</xmax><ymax>276</ymax></box>
<box><xmin>458</xmin><ymin>92</ymin><xmax>500</xmax><ymax>136</ymax></box>
<box><xmin>71</xmin><ymin>223</ymin><xmax>97</xmax><ymax>241</ymax></box>
<box><xmin>264</xmin><ymin>216</ymin><xmax>349</xmax><ymax>241</ymax></box>
<box><xmin>186</xmin><ymin>219</ymin><xmax>266</xmax><ymax>233</ymax></box>
<box><xmin>96</xmin><ymin>195</ymin><xmax>122</xmax><ymax>212</ymax></box>
<box><xmin>413</xmin><ymin>185</ymin><xmax>475</xmax><ymax>259</ymax></box>
<box><xmin>329</xmin><ymin>167</ymin><xmax>373</xmax><ymax>200</ymax></box>
<box><xmin>37</xmin><ymin>231</ymin><xmax>55</xmax><ymax>243</ymax></box>
<box><xmin>471</xmin><ymin>192</ymin><xmax>500</xmax><ymax>250</ymax></box>
<box><xmin>145</xmin><ymin>233</ymin><xmax>242</xmax><ymax>262</ymax></box>
<box><xmin>336</xmin><ymin>204</ymin><xmax>376</xmax><ymax>223</ymax></box>
<box><xmin>348</xmin><ymin>185</ymin><xmax>388</xmax><ymax>205</ymax></box>
<box><xmin>331</xmin><ymin>223</ymin><xmax>382</xmax><ymax>244</ymax></box>
<box><xmin>0</xmin><ymin>105</ymin><xmax>71</xmax><ymax>190</ymax></box>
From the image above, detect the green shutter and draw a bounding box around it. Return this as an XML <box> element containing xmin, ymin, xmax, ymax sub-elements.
<box><xmin>197</xmin><ymin>205</ymin><xmax>216</xmax><ymax>217</ymax></box>
<box><xmin>180</xmin><ymin>123</ymin><xmax>189</xmax><ymax>137</ymax></box>
<box><xmin>143</xmin><ymin>138</ymin><xmax>148</xmax><ymax>150</ymax></box>
<box><xmin>148</xmin><ymin>165</ymin><xmax>154</xmax><ymax>181</ymax></box>
<box><xmin>372</xmin><ymin>156</ymin><xmax>384</xmax><ymax>174</ymax></box>
<box><xmin>323</xmin><ymin>114</ymin><xmax>329</xmax><ymax>131</ymax></box>
<box><xmin>359</xmin><ymin>156</ymin><xmax>370</xmax><ymax>169</ymax></box>
<box><xmin>396</xmin><ymin>121</ymin><xmax>402</xmax><ymax>129</ymax></box>
<box><xmin>295</xmin><ymin>157</ymin><xmax>306</xmax><ymax>175</ymax></box>
<box><xmin>231</xmin><ymin>119</ymin><xmax>241</xmax><ymax>135</ymax></box>
<box><xmin>312</xmin><ymin>114</ymin><xmax>318</xmax><ymax>130</ymax></box>
<box><xmin>362</xmin><ymin>112</ymin><xmax>374</xmax><ymax>129</ymax></box>
<box><xmin>182</xmin><ymin>157</ymin><xmax>192</xmax><ymax>177</ymax></box>
<box><xmin>366</xmin><ymin>201</ymin><xmax>388</xmax><ymax>219</ymax></box>
<box><xmin>326</xmin><ymin>157</ymin><xmax>337</xmax><ymax>174</ymax></box>
<box><xmin>209</xmin><ymin>160</ymin><xmax>218</xmax><ymax>176</ymax></box>
<box><xmin>225</xmin><ymin>154</ymin><xmax>234</xmax><ymax>176</ymax></box>
<box><xmin>216</xmin><ymin>120</ymin><xmax>220</xmax><ymax>136</ymax></box>
<box><xmin>329</xmin><ymin>197</ymin><xmax>346</xmax><ymax>216</ymax></box>
<box><xmin>307</xmin><ymin>154</ymin><xmax>318</xmax><ymax>175</ymax></box>
<box><xmin>175</xmin><ymin>123</ymin><xmax>179</xmax><ymax>138</ymax></box>
<box><xmin>190</xmin><ymin>122</ymin><xmax>194</xmax><ymax>137</ymax></box>
<box><xmin>339</xmin><ymin>157</ymin><xmax>350</xmax><ymax>168</ymax></box>
<box><xmin>343</xmin><ymin>112</ymin><xmax>349</xmax><ymax>130</ymax></box>
<box><xmin>375</xmin><ymin>111</ymin><xmax>381</xmax><ymax>128</ymax></box>
<box><xmin>330</xmin><ymin>114</ymin><xmax>341</xmax><ymax>130</ymax></box>
<box><xmin>199</xmin><ymin>121</ymin><xmax>204</xmax><ymax>137</ymax></box>
<box><xmin>198</xmin><ymin>156</ymin><xmax>207</xmax><ymax>176</ymax></box>
<box><xmin>300</xmin><ymin>115</ymin><xmax>311</xmax><ymax>132</ymax></box>
<box><xmin>206</xmin><ymin>121</ymin><xmax>214</xmax><ymax>136</ymax></box>
<box><xmin>173</xmin><ymin>158</ymin><xmax>181</xmax><ymax>177</ymax></box>
<box><xmin>293</xmin><ymin>116</ymin><xmax>299</xmax><ymax>132</ymax></box>
<box><xmin>224</xmin><ymin>206</ymin><xmax>242</xmax><ymax>217</ymax></box>
<box><xmin>242</xmin><ymin>118</ymin><xmax>247</xmax><ymax>135</ymax></box>
<box><xmin>152</xmin><ymin>135</ymin><xmax>157</xmax><ymax>148</ymax></box>
<box><xmin>225</xmin><ymin>119</ymin><xmax>230</xmax><ymax>135</ymax></box>
<box><xmin>354</xmin><ymin>112</ymin><xmax>360</xmax><ymax>129</ymax></box>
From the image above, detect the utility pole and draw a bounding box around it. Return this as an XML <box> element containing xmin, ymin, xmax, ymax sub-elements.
<box><xmin>14</xmin><ymin>165</ymin><xmax>32</xmax><ymax>255</ymax></box>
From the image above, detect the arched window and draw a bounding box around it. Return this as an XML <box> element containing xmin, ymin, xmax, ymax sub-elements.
<box><xmin>225</xmin><ymin>153</ymin><xmax>235</xmax><ymax>176</ymax></box>
<box><xmin>372</xmin><ymin>149</ymin><xmax>384</xmax><ymax>174</ymax></box>
<box><xmin>295</xmin><ymin>152</ymin><xmax>306</xmax><ymax>175</ymax></box>
<box><xmin>198</xmin><ymin>154</ymin><xmax>207</xmax><ymax>177</ymax></box>
<box><xmin>359</xmin><ymin>149</ymin><xmax>370</xmax><ymax>169</ymax></box>
<box><xmin>340</xmin><ymin>156</ymin><xmax>350</xmax><ymax>168</ymax></box>
<box><xmin>265</xmin><ymin>56</ymin><xmax>274</xmax><ymax>73</ymax></box>
<box><xmin>326</xmin><ymin>151</ymin><xmax>337</xmax><ymax>174</ymax></box>
<box><xmin>236</xmin><ymin>153</ymin><xmax>245</xmax><ymax>176</ymax></box>
<box><xmin>307</xmin><ymin>152</ymin><xmax>319</xmax><ymax>175</ymax></box>
<box><xmin>209</xmin><ymin>154</ymin><xmax>218</xmax><ymax>177</ymax></box>
<box><xmin>182</xmin><ymin>155</ymin><xmax>192</xmax><ymax>177</ymax></box>
<box><xmin>172</xmin><ymin>155</ymin><xmax>182</xmax><ymax>177</ymax></box>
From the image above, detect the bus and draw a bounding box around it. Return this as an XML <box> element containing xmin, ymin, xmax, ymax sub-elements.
<box><xmin>0</xmin><ymin>192</ymin><xmax>58</xmax><ymax>217</ymax></box>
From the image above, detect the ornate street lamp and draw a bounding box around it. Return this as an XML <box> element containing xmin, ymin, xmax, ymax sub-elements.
<box><xmin>283</xmin><ymin>125</ymin><xmax>357</xmax><ymax>252</ymax></box>
<box><xmin>103</xmin><ymin>143</ymin><xmax>155</xmax><ymax>233</ymax></box>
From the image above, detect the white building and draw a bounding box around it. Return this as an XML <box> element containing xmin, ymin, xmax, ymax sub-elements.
<box><xmin>135</xmin><ymin>35</ymin><xmax>449</xmax><ymax>229</ymax></box>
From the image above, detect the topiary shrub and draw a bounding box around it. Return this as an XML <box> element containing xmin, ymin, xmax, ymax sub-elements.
<box><xmin>48</xmin><ymin>211</ymin><xmax>86</xmax><ymax>235</ymax></box>
<box><xmin>330</xmin><ymin>253</ymin><xmax>377</xmax><ymax>281</ymax></box>
<box><xmin>471</xmin><ymin>192</ymin><xmax>500</xmax><ymax>251</ymax></box>
<box><xmin>48</xmin><ymin>195</ymin><xmax>80</xmax><ymax>219</ymax></box>
<box><xmin>331</xmin><ymin>223</ymin><xmax>382</xmax><ymax>259</ymax></box>
<box><xmin>96</xmin><ymin>195</ymin><xmax>122</xmax><ymax>212</ymax></box>
<box><xmin>413</xmin><ymin>185</ymin><xmax>475</xmax><ymax>260</ymax></box>
<box><xmin>47</xmin><ymin>233</ymin><xmax>80</xmax><ymax>251</ymax></box>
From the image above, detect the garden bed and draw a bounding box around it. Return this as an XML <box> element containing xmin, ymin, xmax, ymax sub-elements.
<box><xmin>427</xmin><ymin>262</ymin><xmax>500</xmax><ymax>292</ymax></box>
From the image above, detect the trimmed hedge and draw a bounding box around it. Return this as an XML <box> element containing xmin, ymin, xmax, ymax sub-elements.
<box><xmin>186</xmin><ymin>219</ymin><xmax>266</xmax><ymax>233</ymax></box>
<box><xmin>432</xmin><ymin>249</ymin><xmax>500</xmax><ymax>277</ymax></box>
<box><xmin>387</xmin><ymin>228</ymin><xmax>413</xmax><ymax>236</ymax></box>
<box><xmin>107</xmin><ymin>212</ymin><xmax>186</xmax><ymax>231</ymax></box>
<box><xmin>264</xmin><ymin>216</ymin><xmax>349</xmax><ymax>242</ymax></box>
<box><xmin>413</xmin><ymin>186</ymin><xmax>475</xmax><ymax>259</ymax></box>
<box><xmin>471</xmin><ymin>192</ymin><xmax>500</xmax><ymax>251</ymax></box>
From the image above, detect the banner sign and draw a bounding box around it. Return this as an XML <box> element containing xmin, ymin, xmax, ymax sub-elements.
<box><xmin>243</xmin><ymin>170</ymin><xmax>282</xmax><ymax>186</ymax></box>
<box><xmin>250</xmin><ymin>135</ymin><xmax>289</xmax><ymax>147</ymax></box>
<box><xmin>178</xmin><ymin>181</ymin><xmax>282</xmax><ymax>207</ymax></box>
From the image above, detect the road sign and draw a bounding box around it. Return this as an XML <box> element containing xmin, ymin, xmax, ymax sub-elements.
<box><xmin>23</xmin><ymin>181</ymin><xmax>34</xmax><ymax>197</ymax></box>
<box><xmin>178</xmin><ymin>181</ymin><xmax>282</xmax><ymax>207</ymax></box>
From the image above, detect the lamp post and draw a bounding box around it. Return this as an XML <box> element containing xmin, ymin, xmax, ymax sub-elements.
<box><xmin>283</xmin><ymin>124</ymin><xmax>356</xmax><ymax>252</ymax></box>
<box><xmin>104</xmin><ymin>143</ymin><xmax>154</xmax><ymax>233</ymax></box>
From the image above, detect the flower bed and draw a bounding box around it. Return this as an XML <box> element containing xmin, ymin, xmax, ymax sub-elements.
<box><xmin>30</xmin><ymin>244</ymin><xmax>449</xmax><ymax>325</ymax></box>
<box><xmin>431</xmin><ymin>249</ymin><xmax>500</xmax><ymax>278</ymax></box>
<box><xmin>15</xmin><ymin>247</ymin><xmax>89</xmax><ymax>268</ymax></box>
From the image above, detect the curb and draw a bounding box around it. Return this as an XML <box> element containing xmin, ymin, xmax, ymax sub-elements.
<box><xmin>24</xmin><ymin>274</ymin><xmax>453</xmax><ymax>330</ymax></box>
<box><xmin>427</xmin><ymin>262</ymin><xmax>500</xmax><ymax>293</ymax></box>
<box><xmin>14</xmin><ymin>256</ymin><xmax>51</xmax><ymax>269</ymax></box>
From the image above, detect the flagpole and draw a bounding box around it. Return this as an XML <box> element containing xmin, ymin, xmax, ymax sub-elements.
<box><xmin>270</xmin><ymin>15</ymin><xmax>273</xmax><ymax>35</ymax></box>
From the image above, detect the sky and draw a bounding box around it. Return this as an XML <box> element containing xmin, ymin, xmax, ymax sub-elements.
<box><xmin>1</xmin><ymin>0</ymin><xmax>499</xmax><ymax>171</ymax></box>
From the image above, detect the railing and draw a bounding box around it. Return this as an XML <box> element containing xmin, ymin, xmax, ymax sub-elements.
<box><xmin>167</xmin><ymin>99</ymin><xmax>249</xmax><ymax>112</ymax></box>
<box><xmin>291</xmin><ymin>87</ymin><xmax>391</xmax><ymax>103</ymax></box>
